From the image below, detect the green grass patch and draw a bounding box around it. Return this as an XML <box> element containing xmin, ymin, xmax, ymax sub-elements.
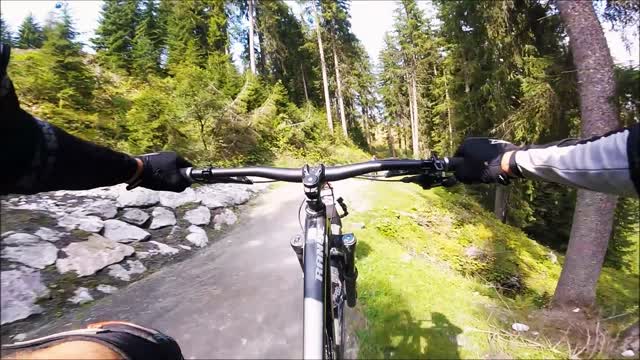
<box><xmin>344</xmin><ymin>182</ymin><xmax>639</xmax><ymax>359</ymax></box>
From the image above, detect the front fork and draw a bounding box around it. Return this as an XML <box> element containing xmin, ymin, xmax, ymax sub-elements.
<box><xmin>290</xmin><ymin>226</ymin><xmax>358</xmax><ymax>307</ymax></box>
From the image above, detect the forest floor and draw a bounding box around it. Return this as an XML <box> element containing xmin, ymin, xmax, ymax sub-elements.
<box><xmin>341</xmin><ymin>180</ymin><xmax>639</xmax><ymax>359</ymax></box>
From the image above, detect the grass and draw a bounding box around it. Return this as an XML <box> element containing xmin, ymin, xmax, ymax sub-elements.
<box><xmin>342</xmin><ymin>181</ymin><xmax>639</xmax><ymax>359</ymax></box>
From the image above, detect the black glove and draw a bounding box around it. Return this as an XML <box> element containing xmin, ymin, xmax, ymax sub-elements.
<box><xmin>453</xmin><ymin>137</ymin><xmax>521</xmax><ymax>185</ymax></box>
<box><xmin>128</xmin><ymin>152</ymin><xmax>193</xmax><ymax>192</ymax></box>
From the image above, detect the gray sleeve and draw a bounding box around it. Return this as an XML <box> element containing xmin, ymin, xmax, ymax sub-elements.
<box><xmin>514</xmin><ymin>128</ymin><xmax>638</xmax><ymax>197</ymax></box>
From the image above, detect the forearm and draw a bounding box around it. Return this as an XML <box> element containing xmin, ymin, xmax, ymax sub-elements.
<box><xmin>1</xmin><ymin>109</ymin><xmax>139</xmax><ymax>195</ymax></box>
<box><xmin>512</xmin><ymin>124</ymin><xmax>639</xmax><ymax>197</ymax></box>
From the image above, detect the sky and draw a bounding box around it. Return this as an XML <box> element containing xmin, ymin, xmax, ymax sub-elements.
<box><xmin>1</xmin><ymin>0</ymin><xmax>638</xmax><ymax>68</ymax></box>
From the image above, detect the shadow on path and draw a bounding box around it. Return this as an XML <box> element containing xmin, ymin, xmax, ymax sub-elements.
<box><xmin>379</xmin><ymin>311</ymin><xmax>462</xmax><ymax>359</ymax></box>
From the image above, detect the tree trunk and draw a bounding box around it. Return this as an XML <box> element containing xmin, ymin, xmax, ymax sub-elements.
<box><xmin>313</xmin><ymin>2</ymin><xmax>333</xmax><ymax>133</ymax></box>
<box><xmin>247</xmin><ymin>0</ymin><xmax>257</xmax><ymax>74</ymax></box>
<box><xmin>444</xmin><ymin>74</ymin><xmax>454</xmax><ymax>153</ymax></box>
<box><xmin>387</xmin><ymin>123</ymin><xmax>396</xmax><ymax>157</ymax></box>
<box><xmin>254</xmin><ymin>1</ymin><xmax>267</xmax><ymax>75</ymax></box>
<box><xmin>552</xmin><ymin>0</ymin><xmax>620</xmax><ymax>309</ymax></box>
<box><xmin>410</xmin><ymin>73</ymin><xmax>420</xmax><ymax>159</ymax></box>
<box><xmin>331</xmin><ymin>27</ymin><xmax>348</xmax><ymax>138</ymax></box>
<box><xmin>362</xmin><ymin>106</ymin><xmax>370</xmax><ymax>149</ymax></box>
<box><xmin>494</xmin><ymin>186</ymin><xmax>509</xmax><ymax>223</ymax></box>
<box><xmin>301</xmin><ymin>64</ymin><xmax>309</xmax><ymax>103</ymax></box>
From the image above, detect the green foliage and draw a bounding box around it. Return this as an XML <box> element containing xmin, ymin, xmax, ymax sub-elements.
<box><xmin>1</xmin><ymin>16</ymin><xmax>15</xmax><ymax>45</ymax></box>
<box><xmin>10</xmin><ymin>10</ymin><xmax>95</xmax><ymax>112</ymax></box>
<box><xmin>93</xmin><ymin>0</ymin><xmax>139</xmax><ymax>73</ymax></box>
<box><xmin>605</xmin><ymin>198</ymin><xmax>640</xmax><ymax>271</ymax></box>
<box><xmin>16</xmin><ymin>13</ymin><xmax>44</xmax><ymax>49</ymax></box>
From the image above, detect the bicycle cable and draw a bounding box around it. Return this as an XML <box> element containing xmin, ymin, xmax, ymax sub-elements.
<box><xmin>354</xmin><ymin>176</ymin><xmax>406</xmax><ymax>182</ymax></box>
<box><xmin>297</xmin><ymin>197</ymin><xmax>305</xmax><ymax>231</ymax></box>
<box><xmin>247</xmin><ymin>179</ymin><xmax>278</xmax><ymax>183</ymax></box>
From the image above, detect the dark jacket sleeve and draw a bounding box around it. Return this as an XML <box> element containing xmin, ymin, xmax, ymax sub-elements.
<box><xmin>513</xmin><ymin>123</ymin><xmax>640</xmax><ymax>197</ymax></box>
<box><xmin>0</xmin><ymin>107</ymin><xmax>138</xmax><ymax>195</ymax></box>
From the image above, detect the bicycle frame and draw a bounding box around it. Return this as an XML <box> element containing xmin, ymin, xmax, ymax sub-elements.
<box><xmin>301</xmin><ymin>164</ymin><xmax>334</xmax><ymax>359</ymax></box>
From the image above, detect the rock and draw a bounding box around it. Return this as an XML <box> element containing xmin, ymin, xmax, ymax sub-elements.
<box><xmin>158</xmin><ymin>188</ymin><xmax>199</xmax><ymax>208</ymax></box>
<box><xmin>213</xmin><ymin>208</ymin><xmax>237</xmax><ymax>230</ymax></box>
<box><xmin>1</xmin><ymin>235</ymin><xmax>58</xmax><ymax>269</ymax></box>
<box><xmin>96</xmin><ymin>284</ymin><xmax>118</xmax><ymax>294</ymax></box>
<box><xmin>84</xmin><ymin>200</ymin><xmax>118</xmax><ymax>219</ymax></box>
<box><xmin>547</xmin><ymin>251</ymin><xmax>558</xmax><ymax>264</ymax></box>
<box><xmin>195</xmin><ymin>184</ymin><xmax>252</xmax><ymax>209</ymax></box>
<box><xmin>108</xmin><ymin>260</ymin><xmax>146</xmax><ymax>281</ymax></box>
<box><xmin>184</xmin><ymin>206</ymin><xmax>211</xmax><ymax>226</ymax></box>
<box><xmin>103</xmin><ymin>219</ymin><xmax>151</xmax><ymax>243</ymax></box>
<box><xmin>58</xmin><ymin>214</ymin><xmax>104</xmax><ymax>233</ymax></box>
<box><xmin>121</xmin><ymin>208</ymin><xmax>150</xmax><ymax>226</ymax></box>
<box><xmin>621</xmin><ymin>350</ymin><xmax>635</xmax><ymax>358</ymax></box>
<box><xmin>1</xmin><ymin>267</ymin><xmax>49</xmax><ymax>325</ymax></box>
<box><xmin>572</xmin><ymin>307</ymin><xmax>581</xmax><ymax>313</ymax></box>
<box><xmin>511</xmin><ymin>323</ymin><xmax>530</xmax><ymax>332</ymax></box>
<box><xmin>464</xmin><ymin>246</ymin><xmax>484</xmax><ymax>259</ymax></box>
<box><xmin>3</xmin><ymin>233</ymin><xmax>41</xmax><ymax>245</ymax></box>
<box><xmin>351</xmin><ymin>222</ymin><xmax>365</xmax><ymax>229</ymax></box>
<box><xmin>149</xmin><ymin>207</ymin><xmax>176</xmax><ymax>229</ymax></box>
<box><xmin>620</xmin><ymin>322</ymin><xmax>640</xmax><ymax>355</ymax></box>
<box><xmin>149</xmin><ymin>240</ymin><xmax>180</xmax><ymax>255</ymax></box>
<box><xmin>68</xmin><ymin>287</ymin><xmax>93</xmax><ymax>304</ymax></box>
<box><xmin>13</xmin><ymin>333</ymin><xmax>27</xmax><ymax>342</ymax></box>
<box><xmin>34</xmin><ymin>227</ymin><xmax>64</xmax><ymax>242</ymax></box>
<box><xmin>56</xmin><ymin>234</ymin><xmax>135</xmax><ymax>277</ymax></box>
<box><xmin>186</xmin><ymin>225</ymin><xmax>208</xmax><ymax>247</ymax></box>
<box><xmin>117</xmin><ymin>187</ymin><xmax>159</xmax><ymax>208</ymax></box>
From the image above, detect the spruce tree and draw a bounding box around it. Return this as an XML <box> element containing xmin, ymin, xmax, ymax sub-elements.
<box><xmin>93</xmin><ymin>0</ymin><xmax>140</xmax><ymax>73</ymax></box>
<box><xmin>166</xmin><ymin>1</ymin><xmax>208</xmax><ymax>68</ymax></box>
<box><xmin>132</xmin><ymin>0</ymin><xmax>164</xmax><ymax>78</ymax></box>
<box><xmin>1</xmin><ymin>17</ymin><xmax>14</xmax><ymax>46</ymax></box>
<box><xmin>43</xmin><ymin>6</ymin><xmax>95</xmax><ymax>109</ymax></box>
<box><xmin>16</xmin><ymin>13</ymin><xmax>44</xmax><ymax>49</ymax></box>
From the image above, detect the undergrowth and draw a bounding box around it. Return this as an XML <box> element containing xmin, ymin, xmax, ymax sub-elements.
<box><xmin>343</xmin><ymin>181</ymin><xmax>639</xmax><ymax>359</ymax></box>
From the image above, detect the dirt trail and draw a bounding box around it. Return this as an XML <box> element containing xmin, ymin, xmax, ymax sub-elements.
<box><xmin>16</xmin><ymin>179</ymin><xmax>371</xmax><ymax>359</ymax></box>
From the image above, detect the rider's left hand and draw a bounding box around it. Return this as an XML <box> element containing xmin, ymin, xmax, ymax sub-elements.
<box><xmin>127</xmin><ymin>152</ymin><xmax>193</xmax><ymax>192</ymax></box>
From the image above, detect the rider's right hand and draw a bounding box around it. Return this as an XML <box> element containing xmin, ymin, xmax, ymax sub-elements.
<box><xmin>453</xmin><ymin>137</ymin><xmax>522</xmax><ymax>185</ymax></box>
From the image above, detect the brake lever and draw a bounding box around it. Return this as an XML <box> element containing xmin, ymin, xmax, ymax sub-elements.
<box><xmin>385</xmin><ymin>169</ymin><xmax>421</xmax><ymax>178</ymax></box>
<box><xmin>401</xmin><ymin>174</ymin><xmax>458</xmax><ymax>190</ymax></box>
<box><xmin>222</xmin><ymin>176</ymin><xmax>253</xmax><ymax>185</ymax></box>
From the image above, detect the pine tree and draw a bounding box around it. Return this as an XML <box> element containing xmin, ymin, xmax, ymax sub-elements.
<box><xmin>1</xmin><ymin>16</ymin><xmax>15</xmax><ymax>46</ymax></box>
<box><xmin>43</xmin><ymin>5</ymin><xmax>95</xmax><ymax>109</ymax></box>
<box><xmin>253</xmin><ymin>0</ymin><xmax>310</xmax><ymax>105</ymax></box>
<box><xmin>16</xmin><ymin>13</ymin><xmax>44</xmax><ymax>49</ymax></box>
<box><xmin>93</xmin><ymin>0</ymin><xmax>140</xmax><ymax>73</ymax></box>
<box><xmin>132</xmin><ymin>0</ymin><xmax>165</xmax><ymax>78</ymax></box>
<box><xmin>166</xmin><ymin>1</ymin><xmax>211</xmax><ymax>68</ymax></box>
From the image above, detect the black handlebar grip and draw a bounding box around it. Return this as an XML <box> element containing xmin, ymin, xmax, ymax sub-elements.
<box><xmin>180</xmin><ymin>167</ymin><xmax>193</xmax><ymax>183</ymax></box>
<box><xmin>446</xmin><ymin>157</ymin><xmax>464</xmax><ymax>172</ymax></box>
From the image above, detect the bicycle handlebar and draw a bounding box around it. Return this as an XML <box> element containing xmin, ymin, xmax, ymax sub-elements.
<box><xmin>181</xmin><ymin>157</ymin><xmax>463</xmax><ymax>184</ymax></box>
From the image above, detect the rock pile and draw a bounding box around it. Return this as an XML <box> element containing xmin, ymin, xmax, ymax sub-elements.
<box><xmin>1</xmin><ymin>182</ymin><xmax>268</xmax><ymax>326</ymax></box>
